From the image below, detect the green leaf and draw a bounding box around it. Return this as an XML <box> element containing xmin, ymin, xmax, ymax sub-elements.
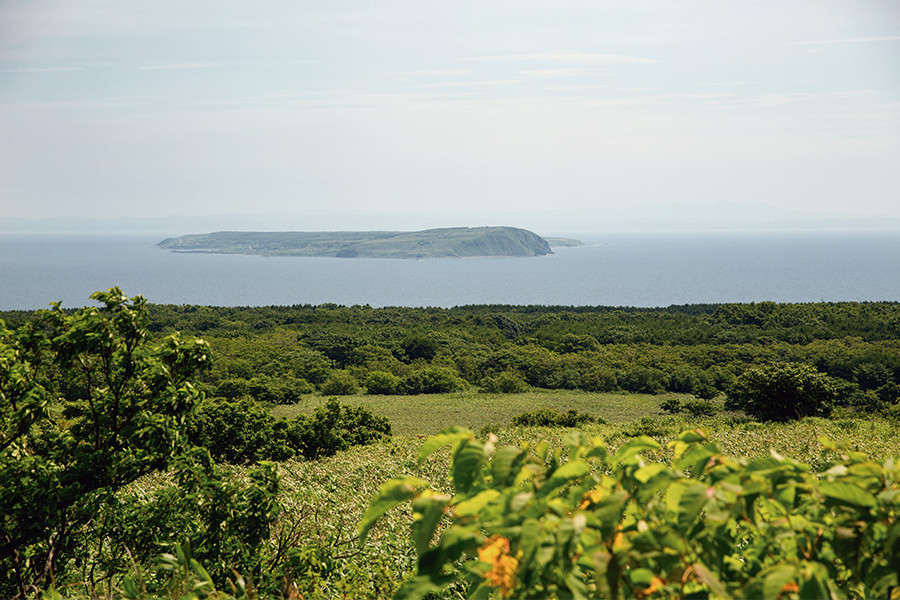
<box><xmin>760</xmin><ymin>565</ymin><xmax>797</xmax><ymax>600</ymax></box>
<box><xmin>454</xmin><ymin>489</ymin><xmax>500</xmax><ymax>517</ymax></box>
<box><xmin>452</xmin><ymin>439</ymin><xmax>486</xmax><ymax>494</ymax></box>
<box><xmin>634</xmin><ymin>462</ymin><xmax>668</xmax><ymax>484</ymax></box>
<box><xmin>820</xmin><ymin>481</ymin><xmax>877</xmax><ymax>508</ymax></box>
<box><xmin>692</xmin><ymin>562</ymin><xmax>730</xmax><ymax>599</ymax></box>
<box><xmin>417</xmin><ymin>427</ymin><xmax>473</xmax><ymax>465</ymax></box>
<box><xmin>359</xmin><ymin>476</ymin><xmax>429</xmax><ymax>543</ymax></box>
<box><xmin>676</xmin><ymin>482</ymin><xmax>710</xmax><ymax>527</ymax></box>
<box><xmin>412</xmin><ymin>493</ymin><xmax>451</xmax><ymax>555</ymax></box>
<box><xmin>615</xmin><ymin>436</ymin><xmax>661</xmax><ymax>464</ymax></box>
<box><xmin>539</xmin><ymin>459</ymin><xmax>591</xmax><ymax>498</ymax></box>
<box><xmin>121</xmin><ymin>576</ymin><xmax>139</xmax><ymax>600</ymax></box>
<box><xmin>520</xmin><ymin>517</ymin><xmax>540</xmax><ymax>565</ymax></box>
<box><xmin>491</xmin><ymin>445</ymin><xmax>522</xmax><ymax>488</ymax></box>
<box><xmin>393</xmin><ymin>574</ymin><xmax>451</xmax><ymax>600</ymax></box>
<box><xmin>628</xmin><ymin>567</ymin><xmax>656</xmax><ymax>587</ymax></box>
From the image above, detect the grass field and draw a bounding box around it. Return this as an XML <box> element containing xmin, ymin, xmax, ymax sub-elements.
<box><xmin>270</xmin><ymin>389</ymin><xmax>681</xmax><ymax>435</ymax></box>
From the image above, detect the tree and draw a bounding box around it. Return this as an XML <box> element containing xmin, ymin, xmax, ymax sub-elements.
<box><xmin>0</xmin><ymin>288</ymin><xmax>210</xmax><ymax>596</ymax></box>
<box><xmin>726</xmin><ymin>363</ymin><xmax>836</xmax><ymax>421</ymax></box>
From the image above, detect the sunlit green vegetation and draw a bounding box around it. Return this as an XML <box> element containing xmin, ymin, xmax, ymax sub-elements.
<box><xmin>2</xmin><ymin>294</ymin><xmax>900</xmax><ymax>598</ymax></box>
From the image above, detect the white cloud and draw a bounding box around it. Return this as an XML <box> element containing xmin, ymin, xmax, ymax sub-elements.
<box><xmin>467</xmin><ymin>52</ymin><xmax>658</xmax><ymax>65</ymax></box>
<box><xmin>5</xmin><ymin>66</ymin><xmax>82</xmax><ymax>73</ymax></box>
<box><xmin>137</xmin><ymin>63</ymin><xmax>219</xmax><ymax>71</ymax></box>
<box><xmin>791</xmin><ymin>36</ymin><xmax>900</xmax><ymax>45</ymax></box>
<box><xmin>390</xmin><ymin>69</ymin><xmax>471</xmax><ymax>77</ymax></box>
<box><xmin>518</xmin><ymin>68</ymin><xmax>585</xmax><ymax>78</ymax></box>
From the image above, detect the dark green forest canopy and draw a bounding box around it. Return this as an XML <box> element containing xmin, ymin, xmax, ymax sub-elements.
<box><xmin>4</xmin><ymin>300</ymin><xmax>899</xmax><ymax>406</ymax></box>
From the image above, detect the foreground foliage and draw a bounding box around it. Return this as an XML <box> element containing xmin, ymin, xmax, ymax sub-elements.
<box><xmin>0</xmin><ymin>289</ymin><xmax>393</xmax><ymax>599</ymax></box>
<box><xmin>363</xmin><ymin>427</ymin><xmax>900</xmax><ymax>599</ymax></box>
<box><xmin>0</xmin><ymin>289</ymin><xmax>211</xmax><ymax>596</ymax></box>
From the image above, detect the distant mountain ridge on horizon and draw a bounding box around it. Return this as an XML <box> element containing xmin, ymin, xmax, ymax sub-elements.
<box><xmin>156</xmin><ymin>226</ymin><xmax>565</xmax><ymax>259</ymax></box>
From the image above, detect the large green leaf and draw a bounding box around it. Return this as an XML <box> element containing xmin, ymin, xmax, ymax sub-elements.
<box><xmin>412</xmin><ymin>493</ymin><xmax>451</xmax><ymax>555</ymax></box>
<box><xmin>539</xmin><ymin>459</ymin><xmax>590</xmax><ymax>498</ymax></box>
<box><xmin>693</xmin><ymin>561</ymin><xmax>730</xmax><ymax>599</ymax></box>
<box><xmin>491</xmin><ymin>445</ymin><xmax>523</xmax><ymax>488</ymax></box>
<box><xmin>614</xmin><ymin>436</ymin><xmax>661</xmax><ymax>465</ymax></box>
<box><xmin>820</xmin><ymin>481</ymin><xmax>877</xmax><ymax>508</ymax></box>
<box><xmin>454</xmin><ymin>489</ymin><xmax>500</xmax><ymax>517</ymax></box>
<box><xmin>452</xmin><ymin>439</ymin><xmax>486</xmax><ymax>494</ymax></box>
<box><xmin>417</xmin><ymin>427</ymin><xmax>473</xmax><ymax>465</ymax></box>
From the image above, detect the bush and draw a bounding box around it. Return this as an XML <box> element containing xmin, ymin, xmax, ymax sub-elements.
<box><xmin>726</xmin><ymin>363</ymin><xmax>837</xmax><ymax>421</ymax></box>
<box><xmin>189</xmin><ymin>397</ymin><xmax>294</xmax><ymax>464</ymax></box>
<box><xmin>400</xmin><ymin>366</ymin><xmax>466</xmax><ymax>394</ymax></box>
<box><xmin>681</xmin><ymin>398</ymin><xmax>719</xmax><ymax>417</ymax></box>
<box><xmin>481</xmin><ymin>371</ymin><xmax>529</xmax><ymax>394</ymax></box>
<box><xmin>661</xmin><ymin>397</ymin><xmax>719</xmax><ymax>418</ymax></box>
<box><xmin>320</xmin><ymin>370</ymin><xmax>358</xmax><ymax>395</ymax></box>
<box><xmin>189</xmin><ymin>397</ymin><xmax>390</xmax><ymax>463</ymax></box>
<box><xmin>0</xmin><ymin>288</ymin><xmax>211</xmax><ymax>595</ymax></box>
<box><xmin>512</xmin><ymin>408</ymin><xmax>596</xmax><ymax>428</ymax></box>
<box><xmin>365</xmin><ymin>370</ymin><xmax>402</xmax><ymax>394</ymax></box>
<box><xmin>660</xmin><ymin>397</ymin><xmax>683</xmax><ymax>414</ymax></box>
<box><xmin>581</xmin><ymin>366</ymin><xmax>617</xmax><ymax>392</ymax></box>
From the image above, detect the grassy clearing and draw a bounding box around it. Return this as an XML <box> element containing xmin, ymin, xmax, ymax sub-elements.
<box><xmin>270</xmin><ymin>389</ymin><xmax>684</xmax><ymax>435</ymax></box>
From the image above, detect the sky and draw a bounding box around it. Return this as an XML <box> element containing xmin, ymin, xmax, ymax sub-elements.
<box><xmin>1</xmin><ymin>0</ymin><xmax>898</xmax><ymax>232</ymax></box>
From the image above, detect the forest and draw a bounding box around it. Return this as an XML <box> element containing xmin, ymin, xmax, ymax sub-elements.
<box><xmin>1</xmin><ymin>292</ymin><xmax>899</xmax><ymax>599</ymax></box>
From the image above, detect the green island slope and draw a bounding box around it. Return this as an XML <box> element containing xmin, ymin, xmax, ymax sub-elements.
<box><xmin>157</xmin><ymin>226</ymin><xmax>560</xmax><ymax>258</ymax></box>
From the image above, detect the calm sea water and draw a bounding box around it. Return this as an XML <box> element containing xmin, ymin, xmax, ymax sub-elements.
<box><xmin>1</xmin><ymin>231</ymin><xmax>898</xmax><ymax>310</ymax></box>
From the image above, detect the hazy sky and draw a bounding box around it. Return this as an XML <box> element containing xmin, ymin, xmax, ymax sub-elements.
<box><xmin>1</xmin><ymin>1</ymin><xmax>898</xmax><ymax>231</ymax></box>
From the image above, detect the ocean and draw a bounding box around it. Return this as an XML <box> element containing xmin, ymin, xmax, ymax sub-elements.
<box><xmin>1</xmin><ymin>230</ymin><xmax>898</xmax><ymax>310</ymax></box>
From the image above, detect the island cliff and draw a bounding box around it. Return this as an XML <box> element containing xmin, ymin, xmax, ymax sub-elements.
<box><xmin>157</xmin><ymin>226</ymin><xmax>556</xmax><ymax>259</ymax></box>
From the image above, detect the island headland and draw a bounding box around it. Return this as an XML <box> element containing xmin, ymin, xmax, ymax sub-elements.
<box><xmin>158</xmin><ymin>226</ymin><xmax>581</xmax><ymax>259</ymax></box>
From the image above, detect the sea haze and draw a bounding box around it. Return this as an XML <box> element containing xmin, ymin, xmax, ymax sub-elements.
<box><xmin>1</xmin><ymin>231</ymin><xmax>898</xmax><ymax>310</ymax></box>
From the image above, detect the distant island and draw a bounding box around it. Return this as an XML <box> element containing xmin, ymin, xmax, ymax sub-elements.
<box><xmin>157</xmin><ymin>227</ymin><xmax>581</xmax><ymax>259</ymax></box>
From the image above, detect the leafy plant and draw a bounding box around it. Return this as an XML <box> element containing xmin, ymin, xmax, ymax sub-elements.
<box><xmin>727</xmin><ymin>363</ymin><xmax>837</xmax><ymax>421</ymax></box>
<box><xmin>365</xmin><ymin>371</ymin><xmax>402</xmax><ymax>395</ymax></box>
<box><xmin>0</xmin><ymin>288</ymin><xmax>210</xmax><ymax>597</ymax></box>
<box><xmin>361</xmin><ymin>427</ymin><xmax>900</xmax><ymax>599</ymax></box>
<box><xmin>400</xmin><ymin>366</ymin><xmax>466</xmax><ymax>394</ymax></box>
<box><xmin>481</xmin><ymin>371</ymin><xmax>529</xmax><ymax>394</ymax></box>
<box><xmin>320</xmin><ymin>370</ymin><xmax>359</xmax><ymax>396</ymax></box>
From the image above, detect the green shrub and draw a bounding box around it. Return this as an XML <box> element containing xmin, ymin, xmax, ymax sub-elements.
<box><xmin>681</xmin><ymin>398</ymin><xmax>720</xmax><ymax>417</ymax></box>
<box><xmin>481</xmin><ymin>371</ymin><xmax>529</xmax><ymax>394</ymax></box>
<box><xmin>400</xmin><ymin>366</ymin><xmax>466</xmax><ymax>394</ymax></box>
<box><xmin>580</xmin><ymin>366</ymin><xmax>617</xmax><ymax>392</ymax></box>
<box><xmin>0</xmin><ymin>288</ymin><xmax>211</xmax><ymax>596</ymax></box>
<box><xmin>511</xmin><ymin>408</ymin><xmax>596</xmax><ymax>428</ymax></box>
<box><xmin>365</xmin><ymin>370</ymin><xmax>402</xmax><ymax>395</ymax></box>
<box><xmin>726</xmin><ymin>363</ymin><xmax>837</xmax><ymax>421</ymax></box>
<box><xmin>189</xmin><ymin>397</ymin><xmax>294</xmax><ymax>464</ymax></box>
<box><xmin>189</xmin><ymin>397</ymin><xmax>390</xmax><ymax>463</ymax></box>
<box><xmin>661</xmin><ymin>397</ymin><xmax>719</xmax><ymax>418</ymax></box>
<box><xmin>320</xmin><ymin>370</ymin><xmax>358</xmax><ymax>395</ymax></box>
<box><xmin>289</xmin><ymin>398</ymin><xmax>392</xmax><ymax>460</ymax></box>
<box><xmin>659</xmin><ymin>397</ymin><xmax>683</xmax><ymax>414</ymax></box>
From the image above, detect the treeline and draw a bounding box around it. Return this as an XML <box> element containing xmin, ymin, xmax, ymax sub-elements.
<box><xmin>8</xmin><ymin>300</ymin><xmax>896</xmax><ymax>409</ymax></box>
<box><xmin>5</xmin><ymin>301</ymin><xmax>899</xmax><ymax>408</ymax></box>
